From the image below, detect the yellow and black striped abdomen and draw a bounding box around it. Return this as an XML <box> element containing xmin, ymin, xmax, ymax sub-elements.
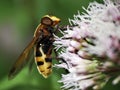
<box><xmin>34</xmin><ymin>46</ymin><xmax>52</xmax><ymax>78</ymax></box>
<box><xmin>34</xmin><ymin>36</ymin><xmax>53</xmax><ymax>78</ymax></box>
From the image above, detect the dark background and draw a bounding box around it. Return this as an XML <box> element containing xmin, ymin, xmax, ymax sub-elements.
<box><xmin>0</xmin><ymin>0</ymin><xmax>120</xmax><ymax>90</ymax></box>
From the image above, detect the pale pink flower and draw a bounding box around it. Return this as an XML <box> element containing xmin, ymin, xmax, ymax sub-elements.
<box><xmin>54</xmin><ymin>0</ymin><xmax>120</xmax><ymax>90</ymax></box>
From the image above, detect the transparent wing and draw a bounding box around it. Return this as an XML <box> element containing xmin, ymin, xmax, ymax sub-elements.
<box><xmin>28</xmin><ymin>51</ymin><xmax>34</xmax><ymax>73</ymax></box>
<box><xmin>8</xmin><ymin>37</ymin><xmax>36</xmax><ymax>80</ymax></box>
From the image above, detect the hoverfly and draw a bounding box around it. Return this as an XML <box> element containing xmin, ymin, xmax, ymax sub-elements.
<box><xmin>8</xmin><ymin>15</ymin><xmax>61</xmax><ymax>79</ymax></box>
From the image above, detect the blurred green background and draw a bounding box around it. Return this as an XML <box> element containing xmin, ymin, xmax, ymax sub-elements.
<box><xmin>0</xmin><ymin>0</ymin><xmax>120</xmax><ymax>90</ymax></box>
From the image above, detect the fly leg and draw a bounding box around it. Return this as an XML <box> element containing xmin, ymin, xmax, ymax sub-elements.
<box><xmin>53</xmin><ymin>49</ymin><xmax>69</xmax><ymax>73</ymax></box>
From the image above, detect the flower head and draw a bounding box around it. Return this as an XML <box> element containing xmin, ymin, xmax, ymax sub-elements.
<box><xmin>54</xmin><ymin>0</ymin><xmax>120</xmax><ymax>90</ymax></box>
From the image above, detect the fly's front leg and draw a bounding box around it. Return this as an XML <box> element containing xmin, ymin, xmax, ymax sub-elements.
<box><xmin>53</xmin><ymin>49</ymin><xmax>69</xmax><ymax>72</ymax></box>
<box><xmin>54</xmin><ymin>25</ymin><xmax>76</xmax><ymax>35</ymax></box>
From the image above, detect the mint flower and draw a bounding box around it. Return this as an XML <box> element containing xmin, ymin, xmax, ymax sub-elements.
<box><xmin>54</xmin><ymin>0</ymin><xmax>120</xmax><ymax>90</ymax></box>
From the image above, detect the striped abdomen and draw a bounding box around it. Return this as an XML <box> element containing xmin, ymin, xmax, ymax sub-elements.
<box><xmin>34</xmin><ymin>37</ymin><xmax>53</xmax><ymax>78</ymax></box>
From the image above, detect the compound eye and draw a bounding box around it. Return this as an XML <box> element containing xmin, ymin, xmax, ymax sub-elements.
<box><xmin>41</xmin><ymin>17</ymin><xmax>53</xmax><ymax>26</ymax></box>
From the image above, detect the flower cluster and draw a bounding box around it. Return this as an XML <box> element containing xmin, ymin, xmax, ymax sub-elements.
<box><xmin>54</xmin><ymin>0</ymin><xmax>120</xmax><ymax>90</ymax></box>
